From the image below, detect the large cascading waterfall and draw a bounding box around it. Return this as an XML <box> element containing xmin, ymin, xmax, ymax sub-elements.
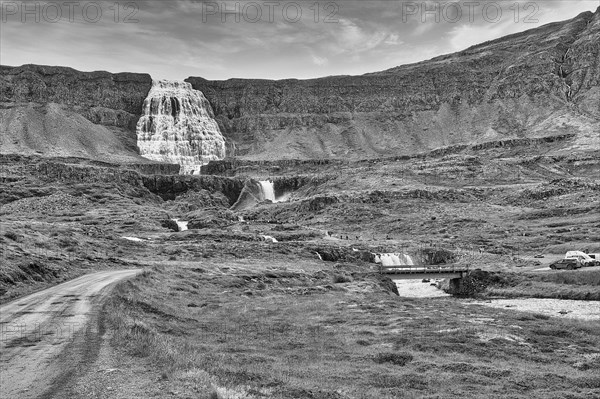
<box><xmin>259</xmin><ymin>180</ymin><xmax>276</xmax><ymax>202</ymax></box>
<box><xmin>136</xmin><ymin>80</ymin><xmax>226</xmax><ymax>174</ymax></box>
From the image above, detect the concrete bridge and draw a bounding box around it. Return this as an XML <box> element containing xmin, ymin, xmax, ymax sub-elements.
<box><xmin>379</xmin><ymin>265</ymin><xmax>469</xmax><ymax>293</ymax></box>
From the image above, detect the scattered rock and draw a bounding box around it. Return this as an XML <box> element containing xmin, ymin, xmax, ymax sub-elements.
<box><xmin>160</xmin><ymin>219</ymin><xmax>179</xmax><ymax>232</ymax></box>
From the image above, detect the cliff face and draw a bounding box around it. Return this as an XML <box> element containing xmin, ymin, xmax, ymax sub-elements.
<box><xmin>0</xmin><ymin>64</ymin><xmax>155</xmax><ymax>164</ymax></box>
<box><xmin>187</xmin><ymin>8</ymin><xmax>599</xmax><ymax>160</ymax></box>
<box><xmin>1</xmin><ymin>64</ymin><xmax>151</xmax><ymax>129</ymax></box>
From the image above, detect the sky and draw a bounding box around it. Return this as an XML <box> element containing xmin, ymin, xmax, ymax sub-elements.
<box><xmin>1</xmin><ymin>0</ymin><xmax>598</xmax><ymax>80</ymax></box>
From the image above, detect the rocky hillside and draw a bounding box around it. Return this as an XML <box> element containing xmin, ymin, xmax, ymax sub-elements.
<box><xmin>188</xmin><ymin>7</ymin><xmax>599</xmax><ymax>160</ymax></box>
<box><xmin>0</xmin><ymin>65</ymin><xmax>153</xmax><ymax>163</ymax></box>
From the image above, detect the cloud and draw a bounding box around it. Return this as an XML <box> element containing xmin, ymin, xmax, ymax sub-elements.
<box><xmin>384</xmin><ymin>33</ymin><xmax>403</xmax><ymax>46</ymax></box>
<box><xmin>1</xmin><ymin>0</ymin><xmax>597</xmax><ymax>80</ymax></box>
<box><xmin>448</xmin><ymin>20</ymin><xmax>517</xmax><ymax>52</ymax></box>
<box><xmin>311</xmin><ymin>54</ymin><xmax>329</xmax><ymax>66</ymax></box>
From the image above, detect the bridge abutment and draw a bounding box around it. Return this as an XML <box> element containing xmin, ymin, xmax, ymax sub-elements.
<box><xmin>447</xmin><ymin>277</ymin><xmax>464</xmax><ymax>294</ymax></box>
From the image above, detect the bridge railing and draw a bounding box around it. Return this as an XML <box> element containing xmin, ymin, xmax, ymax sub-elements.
<box><xmin>378</xmin><ymin>264</ymin><xmax>469</xmax><ymax>275</ymax></box>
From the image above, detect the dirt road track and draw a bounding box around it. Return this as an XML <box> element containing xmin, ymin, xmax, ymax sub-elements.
<box><xmin>0</xmin><ymin>269</ymin><xmax>141</xmax><ymax>398</ymax></box>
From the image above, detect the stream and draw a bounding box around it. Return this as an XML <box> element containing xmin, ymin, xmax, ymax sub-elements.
<box><xmin>393</xmin><ymin>279</ymin><xmax>449</xmax><ymax>298</ymax></box>
<box><xmin>465</xmin><ymin>298</ymin><xmax>600</xmax><ymax>320</ymax></box>
<box><xmin>394</xmin><ymin>280</ymin><xmax>599</xmax><ymax>320</ymax></box>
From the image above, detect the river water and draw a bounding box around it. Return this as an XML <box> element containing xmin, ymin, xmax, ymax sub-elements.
<box><xmin>393</xmin><ymin>279</ymin><xmax>449</xmax><ymax>298</ymax></box>
<box><xmin>394</xmin><ymin>280</ymin><xmax>599</xmax><ymax>320</ymax></box>
<box><xmin>465</xmin><ymin>298</ymin><xmax>600</xmax><ymax>321</ymax></box>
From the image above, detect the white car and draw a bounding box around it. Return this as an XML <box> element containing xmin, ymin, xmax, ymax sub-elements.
<box><xmin>565</xmin><ymin>251</ymin><xmax>597</xmax><ymax>267</ymax></box>
<box><xmin>587</xmin><ymin>253</ymin><xmax>600</xmax><ymax>266</ymax></box>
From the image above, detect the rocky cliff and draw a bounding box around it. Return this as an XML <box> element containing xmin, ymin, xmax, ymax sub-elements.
<box><xmin>187</xmin><ymin>8</ymin><xmax>600</xmax><ymax>160</ymax></box>
<box><xmin>141</xmin><ymin>174</ymin><xmax>245</xmax><ymax>204</ymax></box>
<box><xmin>0</xmin><ymin>64</ymin><xmax>156</xmax><ymax>164</ymax></box>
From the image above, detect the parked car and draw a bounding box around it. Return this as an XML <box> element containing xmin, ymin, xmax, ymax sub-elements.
<box><xmin>550</xmin><ymin>258</ymin><xmax>581</xmax><ymax>270</ymax></box>
<box><xmin>587</xmin><ymin>254</ymin><xmax>600</xmax><ymax>266</ymax></box>
<box><xmin>565</xmin><ymin>251</ymin><xmax>597</xmax><ymax>267</ymax></box>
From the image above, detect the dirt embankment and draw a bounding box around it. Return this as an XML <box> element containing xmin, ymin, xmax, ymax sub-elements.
<box><xmin>448</xmin><ymin>269</ymin><xmax>600</xmax><ymax>300</ymax></box>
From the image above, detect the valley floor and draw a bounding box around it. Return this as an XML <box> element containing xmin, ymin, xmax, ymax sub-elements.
<box><xmin>1</xmin><ymin>137</ymin><xmax>599</xmax><ymax>397</ymax></box>
<box><xmin>58</xmin><ymin>258</ymin><xmax>600</xmax><ymax>398</ymax></box>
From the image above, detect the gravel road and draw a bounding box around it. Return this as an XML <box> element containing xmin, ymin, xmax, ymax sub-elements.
<box><xmin>0</xmin><ymin>269</ymin><xmax>140</xmax><ymax>398</ymax></box>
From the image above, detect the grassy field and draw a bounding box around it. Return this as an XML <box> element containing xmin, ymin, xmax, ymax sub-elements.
<box><xmin>103</xmin><ymin>259</ymin><xmax>600</xmax><ymax>399</ymax></box>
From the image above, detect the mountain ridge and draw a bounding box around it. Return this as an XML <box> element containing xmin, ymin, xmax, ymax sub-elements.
<box><xmin>1</xmin><ymin>8</ymin><xmax>598</xmax><ymax>162</ymax></box>
<box><xmin>185</xmin><ymin>7</ymin><xmax>598</xmax><ymax>160</ymax></box>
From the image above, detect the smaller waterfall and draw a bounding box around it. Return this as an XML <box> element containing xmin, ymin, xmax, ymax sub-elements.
<box><xmin>261</xmin><ymin>235</ymin><xmax>278</xmax><ymax>243</ymax></box>
<box><xmin>231</xmin><ymin>179</ymin><xmax>287</xmax><ymax>210</ymax></box>
<box><xmin>172</xmin><ymin>219</ymin><xmax>188</xmax><ymax>232</ymax></box>
<box><xmin>259</xmin><ymin>181</ymin><xmax>276</xmax><ymax>202</ymax></box>
<box><xmin>374</xmin><ymin>253</ymin><xmax>414</xmax><ymax>267</ymax></box>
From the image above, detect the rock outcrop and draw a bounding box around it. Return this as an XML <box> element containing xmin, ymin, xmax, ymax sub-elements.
<box><xmin>187</xmin><ymin>8</ymin><xmax>600</xmax><ymax>160</ymax></box>
<box><xmin>230</xmin><ymin>179</ymin><xmax>283</xmax><ymax>210</ymax></box>
<box><xmin>231</xmin><ymin>179</ymin><xmax>268</xmax><ymax>210</ymax></box>
<box><xmin>187</xmin><ymin>209</ymin><xmax>236</xmax><ymax>230</ymax></box>
<box><xmin>141</xmin><ymin>174</ymin><xmax>245</xmax><ymax>204</ymax></box>
<box><xmin>160</xmin><ymin>219</ymin><xmax>180</xmax><ymax>232</ymax></box>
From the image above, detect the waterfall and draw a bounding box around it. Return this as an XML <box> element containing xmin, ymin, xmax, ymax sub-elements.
<box><xmin>136</xmin><ymin>80</ymin><xmax>226</xmax><ymax>174</ymax></box>
<box><xmin>172</xmin><ymin>219</ymin><xmax>188</xmax><ymax>231</ymax></box>
<box><xmin>374</xmin><ymin>253</ymin><xmax>414</xmax><ymax>266</ymax></box>
<box><xmin>261</xmin><ymin>235</ymin><xmax>278</xmax><ymax>243</ymax></box>
<box><xmin>259</xmin><ymin>181</ymin><xmax>276</xmax><ymax>202</ymax></box>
